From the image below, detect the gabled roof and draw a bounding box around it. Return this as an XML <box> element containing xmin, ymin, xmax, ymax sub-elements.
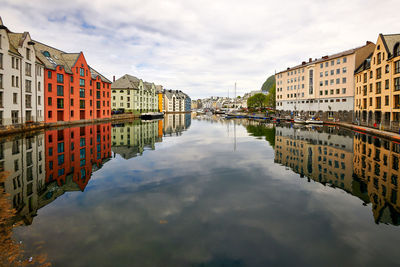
<box><xmin>111</xmin><ymin>74</ymin><xmax>141</xmax><ymax>89</ymax></box>
<box><xmin>380</xmin><ymin>34</ymin><xmax>400</xmax><ymax>59</ymax></box>
<box><xmin>143</xmin><ymin>81</ymin><xmax>155</xmax><ymax>92</ymax></box>
<box><xmin>33</xmin><ymin>40</ymin><xmax>75</xmax><ymax>73</ymax></box>
<box><xmin>90</xmin><ymin>66</ymin><xmax>112</xmax><ymax>83</ymax></box>
<box><xmin>155</xmin><ymin>85</ymin><xmax>163</xmax><ymax>93</ymax></box>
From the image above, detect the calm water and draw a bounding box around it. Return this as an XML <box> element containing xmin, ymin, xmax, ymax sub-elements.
<box><xmin>1</xmin><ymin>114</ymin><xmax>400</xmax><ymax>266</ymax></box>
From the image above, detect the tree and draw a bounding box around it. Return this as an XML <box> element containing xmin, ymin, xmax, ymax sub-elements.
<box><xmin>247</xmin><ymin>93</ymin><xmax>268</xmax><ymax>108</ymax></box>
<box><xmin>265</xmin><ymin>84</ymin><xmax>276</xmax><ymax>108</ymax></box>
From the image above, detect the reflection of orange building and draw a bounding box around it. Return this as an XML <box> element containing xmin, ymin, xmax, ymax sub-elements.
<box><xmin>353</xmin><ymin>132</ymin><xmax>400</xmax><ymax>225</ymax></box>
<box><xmin>158</xmin><ymin>120</ymin><xmax>163</xmax><ymax>140</ymax></box>
<box><xmin>45</xmin><ymin>123</ymin><xmax>111</xmax><ymax>191</ymax></box>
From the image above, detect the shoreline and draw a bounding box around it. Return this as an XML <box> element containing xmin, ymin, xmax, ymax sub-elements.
<box><xmin>0</xmin><ymin>114</ymin><xmax>140</xmax><ymax>137</ymax></box>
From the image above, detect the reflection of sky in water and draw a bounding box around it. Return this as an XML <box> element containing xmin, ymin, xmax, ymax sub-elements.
<box><xmin>14</xmin><ymin>120</ymin><xmax>400</xmax><ymax>267</ymax></box>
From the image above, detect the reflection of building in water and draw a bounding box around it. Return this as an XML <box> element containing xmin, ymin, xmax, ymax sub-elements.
<box><xmin>353</xmin><ymin>132</ymin><xmax>400</xmax><ymax>225</ymax></box>
<box><xmin>45</xmin><ymin>124</ymin><xmax>112</xmax><ymax>190</ymax></box>
<box><xmin>0</xmin><ymin>123</ymin><xmax>112</xmax><ymax>225</ymax></box>
<box><xmin>274</xmin><ymin>125</ymin><xmax>361</xmax><ymax>195</ymax></box>
<box><xmin>112</xmin><ymin>120</ymin><xmax>160</xmax><ymax>159</ymax></box>
<box><xmin>0</xmin><ymin>134</ymin><xmax>45</xmax><ymax>225</ymax></box>
<box><xmin>163</xmin><ymin>113</ymin><xmax>191</xmax><ymax>136</ymax></box>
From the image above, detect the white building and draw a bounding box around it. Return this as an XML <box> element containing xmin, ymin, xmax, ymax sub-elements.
<box><xmin>0</xmin><ymin>17</ymin><xmax>44</xmax><ymax>126</ymax></box>
<box><xmin>163</xmin><ymin>89</ymin><xmax>185</xmax><ymax>112</ymax></box>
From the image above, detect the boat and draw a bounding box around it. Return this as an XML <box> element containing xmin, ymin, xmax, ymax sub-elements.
<box><xmin>305</xmin><ymin>118</ymin><xmax>324</xmax><ymax>124</ymax></box>
<box><xmin>140</xmin><ymin>112</ymin><xmax>164</xmax><ymax>120</ymax></box>
<box><xmin>294</xmin><ymin>117</ymin><xmax>306</xmax><ymax>124</ymax></box>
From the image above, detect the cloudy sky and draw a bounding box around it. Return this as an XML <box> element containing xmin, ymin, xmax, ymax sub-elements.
<box><xmin>2</xmin><ymin>0</ymin><xmax>400</xmax><ymax>99</ymax></box>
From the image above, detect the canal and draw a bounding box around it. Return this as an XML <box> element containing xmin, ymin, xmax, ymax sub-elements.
<box><xmin>1</xmin><ymin>114</ymin><xmax>400</xmax><ymax>266</ymax></box>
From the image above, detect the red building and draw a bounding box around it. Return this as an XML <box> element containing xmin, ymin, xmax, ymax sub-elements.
<box><xmin>45</xmin><ymin>123</ymin><xmax>111</xmax><ymax>190</ymax></box>
<box><xmin>34</xmin><ymin>41</ymin><xmax>111</xmax><ymax>123</ymax></box>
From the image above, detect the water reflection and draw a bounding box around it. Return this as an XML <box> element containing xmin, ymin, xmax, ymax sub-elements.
<box><xmin>353</xmin><ymin>132</ymin><xmax>400</xmax><ymax>225</ymax></box>
<box><xmin>274</xmin><ymin>123</ymin><xmax>400</xmax><ymax>225</ymax></box>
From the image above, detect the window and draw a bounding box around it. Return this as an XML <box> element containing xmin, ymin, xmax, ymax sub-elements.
<box><xmin>395</xmin><ymin>77</ymin><xmax>400</xmax><ymax>91</ymax></box>
<box><xmin>57</xmin><ymin>73</ymin><xmax>64</xmax><ymax>83</ymax></box>
<box><xmin>25</xmin><ymin>79</ymin><xmax>32</xmax><ymax>92</ymax></box>
<box><xmin>25</xmin><ymin>95</ymin><xmax>31</xmax><ymax>108</ymax></box>
<box><xmin>385</xmin><ymin>79</ymin><xmax>389</xmax><ymax>89</ymax></box>
<box><xmin>0</xmin><ymin>53</ymin><xmax>2</xmax><ymax>69</ymax></box>
<box><xmin>48</xmin><ymin>71</ymin><xmax>52</xmax><ymax>79</ymax></box>
<box><xmin>13</xmin><ymin>93</ymin><xmax>17</xmax><ymax>104</ymax></box>
<box><xmin>395</xmin><ymin>61</ymin><xmax>400</xmax><ymax>74</ymax></box>
<box><xmin>48</xmin><ymin>83</ymin><xmax>52</xmax><ymax>92</ymax></box>
<box><xmin>57</xmin><ymin>85</ymin><xmax>64</xmax><ymax>96</ymax></box>
<box><xmin>336</xmin><ymin>78</ymin><xmax>340</xmax><ymax>84</ymax></box>
<box><xmin>0</xmin><ymin>92</ymin><xmax>2</xmax><ymax>108</ymax></box>
<box><xmin>336</xmin><ymin>69</ymin><xmax>340</xmax><ymax>74</ymax></box>
<box><xmin>80</xmin><ymin>100</ymin><xmax>85</xmax><ymax>108</ymax></box>
<box><xmin>48</xmin><ymin>97</ymin><xmax>52</xmax><ymax>106</ymax></box>
<box><xmin>385</xmin><ymin>95</ymin><xmax>389</xmax><ymax>106</ymax></box>
<box><xmin>80</xmin><ymin>79</ymin><xmax>85</xmax><ymax>86</ymax></box>
<box><xmin>58</xmin><ymin>154</ymin><xmax>64</xmax><ymax>165</ymax></box>
<box><xmin>342</xmin><ymin>88</ymin><xmax>346</xmax><ymax>94</ymax></box>
<box><xmin>80</xmin><ymin>68</ymin><xmax>85</xmax><ymax>76</ymax></box>
<box><xmin>0</xmin><ymin>74</ymin><xmax>3</xmax><ymax>89</ymax></box>
<box><xmin>25</xmin><ymin>63</ymin><xmax>31</xmax><ymax>76</ymax></box>
<box><xmin>80</xmin><ymin>148</ymin><xmax>85</xmax><ymax>159</ymax></box>
<box><xmin>376</xmin><ymin>67</ymin><xmax>381</xmax><ymax>79</ymax></box>
<box><xmin>48</xmin><ymin>111</ymin><xmax>52</xmax><ymax>118</ymax></box>
<box><xmin>376</xmin><ymin>82</ymin><xmax>381</xmax><ymax>94</ymax></box>
<box><xmin>57</xmin><ymin>143</ymin><xmax>64</xmax><ymax>154</ymax></box>
<box><xmin>57</xmin><ymin>98</ymin><xmax>64</xmax><ymax>108</ymax></box>
<box><xmin>11</xmin><ymin>111</ymin><xmax>18</xmax><ymax>124</ymax></box>
<box><xmin>80</xmin><ymin>88</ymin><xmax>85</xmax><ymax>98</ymax></box>
<box><xmin>343</xmin><ymin>57</ymin><xmax>347</xmax><ymax>63</ymax></box>
<box><xmin>342</xmin><ymin>77</ymin><xmax>346</xmax><ymax>84</ymax></box>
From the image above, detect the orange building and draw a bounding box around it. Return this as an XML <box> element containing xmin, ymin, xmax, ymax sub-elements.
<box><xmin>34</xmin><ymin>41</ymin><xmax>111</xmax><ymax>123</ymax></box>
<box><xmin>45</xmin><ymin>123</ymin><xmax>111</xmax><ymax>190</ymax></box>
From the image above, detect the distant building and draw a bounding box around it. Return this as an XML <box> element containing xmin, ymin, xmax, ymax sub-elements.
<box><xmin>111</xmin><ymin>74</ymin><xmax>157</xmax><ymax>113</ymax></box>
<box><xmin>276</xmin><ymin>42</ymin><xmax>375</xmax><ymax>121</ymax></box>
<box><xmin>156</xmin><ymin>85</ymin><xmax>163</xmax><ymax>112</ymax></box>
<box><xmin>163</xmin><ymin>89</ymin><xmax>190</xmax><ymax>112</ymax></box>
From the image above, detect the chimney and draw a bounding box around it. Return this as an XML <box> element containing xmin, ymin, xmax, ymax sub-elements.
<box><xmin>302</xmin><ymin>61</ymin><xmax>306</xmax><ymax>65</ymax></box>
<box><xmin>309</xmin><ymin>58</ymin><xmax>312</xmax><ymax>63</ymax></box>
<box><xmin>113</xmin><ymin>76</ymin><xmax>115</xmax><ymax>82</ymax></box>
<box><xmin>366</xmin><ymin>41</ymin><xmax>372</xmax><ymax>45</ymax></box>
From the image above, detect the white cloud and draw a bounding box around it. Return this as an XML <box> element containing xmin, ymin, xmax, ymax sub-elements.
<box><xmin>2</xmin><ymin>0</ymin><xmax>400</xmax><ymax>98</ymax></box>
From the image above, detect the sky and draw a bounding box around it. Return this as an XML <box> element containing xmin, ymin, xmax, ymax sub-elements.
<box><xmin>2</xmin><ymin>0</ymin><xmax>400</xmax><ymax>99</ymax></box>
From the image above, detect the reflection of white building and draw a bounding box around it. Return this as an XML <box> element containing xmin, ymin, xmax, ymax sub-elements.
<box><xmin>112</xmin><ymin>121</ymin><xmax>159</xmax><ymax>159</ymax></box>
<box><xmin>163</xmin><ymin>113</ymin><xmax>191</xmax><ymax>135</ymax></box>
<box><xmin>1</xmin><ymin>133</ymin><xmax>45</xmax><ymax>224</ymax></box>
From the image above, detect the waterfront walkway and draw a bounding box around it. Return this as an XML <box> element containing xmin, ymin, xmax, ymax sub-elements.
<box><xmin>329</xmin><ymin>122</ymin><xmax>400</xmax><ymax>142</ymax></box>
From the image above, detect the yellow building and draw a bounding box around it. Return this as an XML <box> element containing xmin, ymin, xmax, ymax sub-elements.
<box><xmin>354</xmin><ymin>34</ymin><xmax>400</xmax><ymax>131</ymax></box>
<box><xmin>353</xmin><ymin>132</ymin><xmax>400</xmax><ymax>225</ymax></box>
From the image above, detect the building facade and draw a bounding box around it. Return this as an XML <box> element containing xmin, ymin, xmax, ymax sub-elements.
<box><xmin>0</xmin><ymin>17</ymin><xmax>45</xmax><ymax>126</ymax></box>
<box><xmin>163</xmin><ymin>90</ymin><xmax>190</xmax><ymax>113</ymax></box>
<box><xmin>354</xmin><ymin>34</ymin><xmax>400</xmax><ymax>131</ymax></box>
<box><xmin>111</xmin><ymin>74</ymin><xmax>157</xmax><ymax>113</ymax></box>
<box><xmin>276</xmin><ymin>42</ymin><xmax>375</xmax><ymax>121</ymax></box>
<box><xmin>34</xmin><ymin>42</ymin><xmax>111</xmax><ymax>123</ymax></box>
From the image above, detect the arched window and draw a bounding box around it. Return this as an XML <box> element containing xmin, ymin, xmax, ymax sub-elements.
<box><xmin>394</xmin><ymin>43</ymin><xmax>400</xmax><ymax>57</ymax></box>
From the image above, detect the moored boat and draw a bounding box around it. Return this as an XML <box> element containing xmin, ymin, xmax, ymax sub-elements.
<box><xmin>294</xmin><ymin>117</ymin><xmax>306</xmax><ymax>124</ymax></box>
<box><xmin>140</xmin><ymin>112</ymin><xmax>164</xmax><ymax>120</ymax></box>
<box><xmin>305</xmin><ymin>118</ymin><xmax>324</xmax><ymax>124</ymax></box>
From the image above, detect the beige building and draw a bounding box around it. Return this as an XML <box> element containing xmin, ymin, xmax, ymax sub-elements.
<box><xmin>0</xmin><ymin>17</ymin><xmax>45</xmax><ymax>126</ymax></box>
<box><xmin>111</xmin><ymin>74</ymin><xmax>157</xmax><ymax>113</ymax></box>
<box><xmin>354</xmin><ymin>34</ymin><xmax>400</xmax><ymax>131</ymax></box>
<box><xmin>276</xmin><ymin>42</ymin><xmax>375</xmax><ymax>121</ymax></box>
